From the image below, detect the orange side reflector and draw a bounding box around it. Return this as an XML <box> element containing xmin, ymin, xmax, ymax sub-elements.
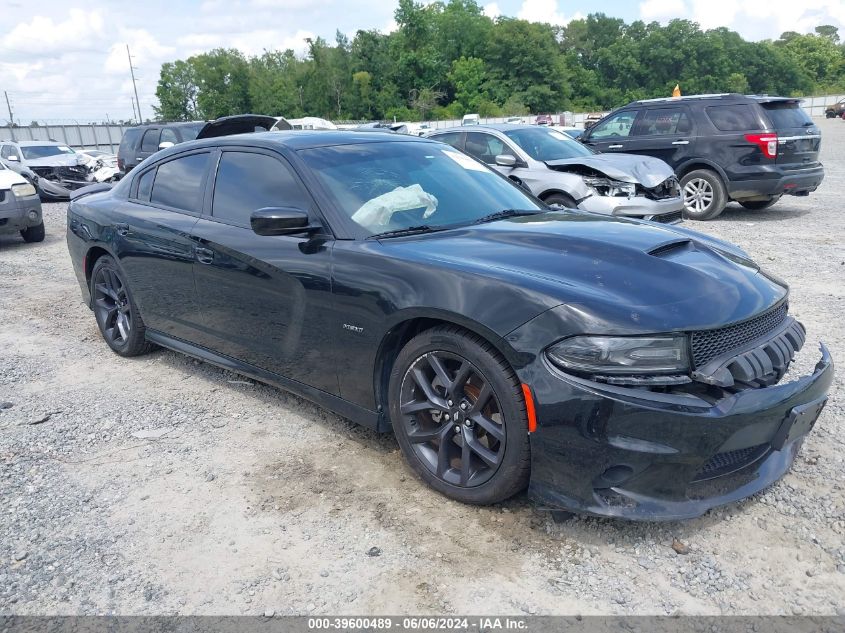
<box><xmin>521</xmin><ymin>383</ymin><xmax>537</xmax><ymax>433</ymax></box>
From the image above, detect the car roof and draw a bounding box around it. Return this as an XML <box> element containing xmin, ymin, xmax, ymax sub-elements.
<box><xmin>430</xmin><ymin>123</ymin><xmax>542</xmax><ymax>133</ymax></box>
<box><xmin>627</xmin><ymin>93</ymin><xmax>802</xmax><ymax>106</ymax></box>
<box><xmin>161</xmin><ymin>130</ymin><xmax>442</xmax><ymax>154</ymax></box>
<box><xmin>4</xmin><ymin>140</ymin><xmax>66</xmax><ymax>146</ymax></box>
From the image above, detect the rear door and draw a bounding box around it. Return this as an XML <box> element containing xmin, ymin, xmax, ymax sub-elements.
<box><xmin>581</xmin><ymin>108</ymin><xmax>642</xmax><ymax>154</ymax></box>
<box><xmin>190</xmin><ymin>148</ymin><xmax>339</xmax><ymax>394</ymax></box>
<box><xmin>135</xmin><ymin>127</ymin><xmax>161</xmax><ymax>166</ymax></box>
<box><xmin>760</xmin><ymin>100</ymin><xmax>821</xmax><ymax>169</ymax></box>
<box><xmin>621</xmin><ymin>105</ymin><xmax>696</xmax><ymax>170</ymax></box>
<box><xmin>115</xmin><ymin>151</ymin><xmax>209</xmax><ymax>341</ymax></box>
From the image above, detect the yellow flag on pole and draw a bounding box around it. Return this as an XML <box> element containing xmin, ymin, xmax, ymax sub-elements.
<box><xmin>672</xmin><ymin>84</ymin><xmax>681</xmax><ymax>97</ymax></box>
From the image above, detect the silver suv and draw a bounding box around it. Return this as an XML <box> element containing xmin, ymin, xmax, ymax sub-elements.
<box><xmin>427</xmin><ymin>124</ymin><xmax>683</xmax><ymax>222</ymax></box>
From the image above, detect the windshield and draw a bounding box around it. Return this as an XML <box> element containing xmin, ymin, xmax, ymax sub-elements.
<box><xmin>503</xmin><ymin>127</ymin><xmax>594</xmax><ymax>161</ymax></box>
<box><xmin>299</xmin><ymin>141</ymin><xmax>542</xmax><ymax>236</ymax></box>
<box><xmin>20</xmin><ymin>144</ymin><xmax>75</xmax><ymax>160</ymax></box>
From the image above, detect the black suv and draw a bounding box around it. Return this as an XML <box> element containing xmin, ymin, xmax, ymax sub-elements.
<box><xmin>580</xmin><ymin>94</ymin><xmax>824</xmax><ymax>220</ymax></box>
<box><xmin>117</xmin><ymin>114</ymin><xmax>278</xmax><ymax>176</ymax></box>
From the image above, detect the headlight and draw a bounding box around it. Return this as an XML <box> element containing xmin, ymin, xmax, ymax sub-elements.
<box><xmin>546</xmin><ymin>335</ymin><xmax>689</xmax><ymax>375</ymax></box>
<box><xmin>583</xmin><ymin>176</ymin><xmax>636</xmax><ymax>198</ymax></box>
<box><xmin>11</xmin><ymin>183</ymin><xmax>37</xmax><ymax>198</ymax></box>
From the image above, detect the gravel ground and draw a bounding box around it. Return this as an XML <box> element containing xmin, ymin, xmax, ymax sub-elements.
<box><xmin>1</xmin><ymin>119</ymin><xmax>843</xmax><ymax>616</ymax></box>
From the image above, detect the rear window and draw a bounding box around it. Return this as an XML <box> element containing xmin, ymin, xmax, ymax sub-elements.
<box><xmin>150</xmin><ymin>152</ymin><xmax>210</xmax><ymax>212</ymax></box>
<box><xmin>178</xmin><ymin>123</ymin><xmax>205</xmax><ymax>142</ymax></box>
<box><xmin>762</xmin><ymin>103</ymin><xmax>813</xmax><ymax>129</ymax></box>
<box><xmin>119</xmin><ymin>128</ymin><xmax>141</xmax><ymax>151</ymax></box>
<box><xmin>705</xmin><ymin>105</ymin><xmax>758</xmax><ymax>132</ymax></box>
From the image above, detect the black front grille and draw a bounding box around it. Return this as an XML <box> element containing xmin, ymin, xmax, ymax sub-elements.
<box><xmin>651</xmin><ymin>210</ymin><xmax>683</xmax><ymax>224</ymax></box>
<box><xmin>31</xmin><ymin>166</ymin><xmax>55</xmax><ymax>178</ymax></box>
<box><xmin>693</xmin><ymin>444</ymin><xmax>769</xmax><ymax>481</ymax></box>
<box><xmin>642</xmin><ymin>177</ymin><xmax>680</xmax><ymax>200</ymax></box>
<box><xmin>690</xmin><ymin>302</ymin><xmax>788</xmax><ymax>368</ymax></box>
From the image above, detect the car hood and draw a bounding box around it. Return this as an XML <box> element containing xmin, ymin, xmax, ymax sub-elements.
<box><xmin>0</xmin><ymin>169</ymin><xmax>26</xmax><ymax>189</ymax></box>
<box><xmin>545</xmin><ymin>153</ymin><xmax>674</xmax><ymax>187</ymax></box>
<box><xmin>380</xmin><ymin>212</ymin><xmax>787</xmax><ymax>333</ymax></box>
<box><xmin>24</xmin><ymin>154</ymin><xmax>83</xmax><ymax>168</ymax></box>
<box><xmin>197</xmin><ymin>114</ymin><xmax>279</xmax><ymax>139</ymax></box>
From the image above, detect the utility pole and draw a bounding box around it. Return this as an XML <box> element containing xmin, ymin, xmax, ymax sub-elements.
<box><xmin>127</xmin><ymin>45</ymin><xmax>142</xmax><ymax>123</ymax></box>
<box><xmin>4</xmin><ymin>91</ymin><xmax>15</xmax><ymax>140</ymax></box>
<box><xmin>131</xmin><ymin>97</ymin><xmax>138</xmax><ymax>123</ymax></box>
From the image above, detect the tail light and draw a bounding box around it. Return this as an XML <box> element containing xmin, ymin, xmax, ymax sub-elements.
<box><xmin>117</xmin><ymin>157</ymin><xmax>125</xmax><ymax>171</ymax></box>
<box><xmin>745</xmin><ymin>133</ymin><xmax>778</xmax><ymax>159</ymax></box>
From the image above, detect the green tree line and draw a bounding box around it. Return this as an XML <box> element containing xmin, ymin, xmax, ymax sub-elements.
<box><xmin>154</xmin><ymin>0</ymin><xmax>845</xmax><ymax>122</ymax></box>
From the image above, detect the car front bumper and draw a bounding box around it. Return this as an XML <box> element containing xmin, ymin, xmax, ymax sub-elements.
<box><xmin>578</xmin><ymin>194</ymin><xmax>684</xmax><ymax>222</ymax></box>
<box><xmin>0</xmin><ymin>191</ymin><xmax>43</xmax><ymax>233</ymax></box>
<box><xmin>523</xmin><ymin>343</ymin><xmax>833</xmax><ymax>521</ymax></box>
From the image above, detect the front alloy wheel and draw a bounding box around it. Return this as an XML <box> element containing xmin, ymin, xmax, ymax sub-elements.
<box><xmin>680</xmin><ymin>169</ymin><xmax>727</xmax><ymax>220</ymax></box>
<box><xmin>399</xmin><ymin>351</ymin><xmax>506</xmax><ymax>487</ymax></box>
<box><xmin>389</xmin><ymin>326</ymin><xmax>530</xmax><ymax>504</ymax></box>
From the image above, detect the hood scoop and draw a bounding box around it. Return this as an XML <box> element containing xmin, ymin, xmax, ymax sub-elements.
<box><xmin>648</xmin><ymin>238</ymin><xmax>694</xmax><ymax>258</ymax></box>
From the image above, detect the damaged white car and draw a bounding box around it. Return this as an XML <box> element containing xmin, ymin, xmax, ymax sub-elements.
<box><xmin>0</xmin><ymin>141</ymin><xmax>119</xmax><ymax>202</ymax></box>
<box><xmin>427</xmin><ymin>124</ymin><xmax>683</xmax><ymax>223</ymax></box>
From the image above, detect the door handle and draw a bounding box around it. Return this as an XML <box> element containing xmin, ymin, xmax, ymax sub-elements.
<box><xmin>608</xmin><ymin>144</ymin><xmax>623</xmax><ymax>149</ymax></box>
<box><xmin>195</xmin><ymin>247</ymin><xmax>214</xmax><ymax>265</ymax></box>
<box><xmin>114</xmin><ymin>223</ymin><xmax>130</xmax><ymax>237</ymax></box>
<box><xmin>671</xmin><ymin>140</ymin><xmax>690</xmax><ymax>145</ymax></box>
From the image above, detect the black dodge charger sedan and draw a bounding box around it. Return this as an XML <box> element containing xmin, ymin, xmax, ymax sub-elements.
<box><xmin>66</xmin><ymin>131</ymin><xmax>833</xmax><ymax>520</ymax></box>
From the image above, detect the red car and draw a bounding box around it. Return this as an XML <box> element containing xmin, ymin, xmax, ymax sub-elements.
<box><xmin>535</xmin><ymin>114</ymin><xmax>553</xmax><ymax>126</ymax></box>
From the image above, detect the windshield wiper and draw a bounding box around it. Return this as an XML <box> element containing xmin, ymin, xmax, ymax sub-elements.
<box><xmin>369</xmin><ymin>225</ymin><xmax>446</xmax><ymax>239</ymax></box>
<box><xmin>470</xmin><ymin>209</ymin><xmax>544</xmax><ymax>225</ymax></box>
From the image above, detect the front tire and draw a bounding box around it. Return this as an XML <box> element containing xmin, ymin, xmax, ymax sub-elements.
<box><xmin>388</xmin><ymin>326</ymin><xmax>531</xmax><ymax>505</ymax></box>
<box><xmin>20</xmin><ymin>222</ymin><xmax>45</xmax><ymax>243</ymax></box>
<box><xmin>680</xmin><ymin>169</ymin><xmax>727</xmax><ymax>220</ymax></box>
<box><xmin>739</xmin><ymin>196</ymin><xmax>781</xmax><ymax>211</ymax></box>
<box><xmin>543</xmin><ymin>193</ymin><xmax>578</xmax><ymax>209</ymax></box>
<box><xmin>90</xmin><ymin>255</ymin><xmax>154</xmax><ymax>357</ymax></box>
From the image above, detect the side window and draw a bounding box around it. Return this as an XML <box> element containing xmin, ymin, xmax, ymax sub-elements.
<box><xmin>706</xmin><ymin>105</ymin><xmax>758</xmax><ymax>132</ymax></box>
<box><xmin>465</xmin><ymin>133</ymin><xmax>516</xmax><ymax>164</ymax></box>
<box><xmin>140</xmin><ymin>129</ymin><xmax>160</xmax><ymax>152</ymax></box>
<box><xmin>430</xmin><ymin>132</ymin><xmax>463</xmax><ymax>150</ymax></box>
<box><xmin>160</xmin><ymin>128</ymin><xmax>179</xmax><ymax>144</ymax></box>
<box><xmin>212</xmin><ymin>152</ymin><xmax>308</xmax><ymax>228</ymax></box>
<box><xmin>135</xmin><ymin>169</ymin><xmax>155</xmax><ymax>201</ymax></box>
<box><xmin>150</xmin><ymin>153</ymin><xmax>210</xmax><ymax>212</ymax></box>
<box><xmin>634</xmin><ymin>108</ymin><xmax>692</xmax><ymax>136</ymax></box>
<box><xmin>0</xmin><ymin>145</ymin><xmax>12</xmax><ymax>159</ymax></box>
<box><xmin>589</xmin><ymin>111</ymin><xmax>639</xmax><ymax>139</ymax></box>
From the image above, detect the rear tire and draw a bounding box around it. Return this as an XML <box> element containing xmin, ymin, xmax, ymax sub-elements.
<box><xmin>388</xmin><ymin>326</ymin><xmax>531</xmax><ymax>505</ymax></box>
<box><xmin>739</xmin><ymin>196</ymin><xmax>781</xmax><ymax>211</ymax></box>
<box><xmin>90</xmin><ymin>255</ymin><xmax>154</xmax><ymax>357</ymax></box>
<box><xmin>543</xmin><ymin>193</ymin><xmax>578</xmax><ymax>209</ymax></box>
<box><xmin>20</xmin><ymin>222</ymin><xmax>45</xmax><ymax>243</ymax></box>
<box><xmin>680</xmin><ymin>169</ymin><xmax>727</xmax><ymax>220</ymax></box>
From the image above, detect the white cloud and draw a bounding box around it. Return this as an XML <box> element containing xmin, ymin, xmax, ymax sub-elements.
<box><xmin>517</xmin><ymin>0</ymin><xmax>584</xmax><ymax>27</ymax></box>
<box><xmin>639</xmin><ymin>0</ymin><xmax>845</xmax><ymax>40</ymax></box>
<box><xmin>2</xmin><ymin>9</ymin><xmax>105</xmax><ymax>55</ymax></box>
<box><xmin>640</xmin><ymin>0</ymin><xmax>687</xmax><ymax>22</ymax></box>
<box><xmin>483</xmin><ymin>3</ymin><xmax>502</xmax><ymax>19</ymax></box>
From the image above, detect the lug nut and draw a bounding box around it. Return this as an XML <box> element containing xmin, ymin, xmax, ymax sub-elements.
<box><xmin>454</xmin><ymin>425</ymin><xmax>461</xmax><ymax>433</ymax></box>
<box><xmin>447</xmin><ymin>400</ymin><xmax>453</xmax><ymax>406</ymax></box>
<box><xmin>444</xmin><ymin>413</ymin><xmax>450</xmax><ymax>421</ymax></box>
<box><xmin>460</xmin><ymin>402</ymin><xmax>468</xmax><ymax>410</ymax></box>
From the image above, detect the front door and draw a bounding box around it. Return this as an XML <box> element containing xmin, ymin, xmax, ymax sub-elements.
<box><xmin>581</xmin><ymin>109</ymin><xmax>642</xmax><ymax>154</ymax></box>
<box><xmin>620</xmin><ymin>105</ymin><xmax>697</xmax><ymax>170</ymax></box>
<box><xmin>190</xmin><ymin>148</ymin><xmax>339</xmax><ymax>395</ymax></box>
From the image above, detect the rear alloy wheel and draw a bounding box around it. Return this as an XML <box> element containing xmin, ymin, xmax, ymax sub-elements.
<box><xmin>389</xmin><ymin>326</ymin><xmax>530</xmax><ymax>504</ymax></box>
<box><xmin>681</xmin><ymin>169</ymin><xmax>727</xmax><ymax>220</ymax></box>
<box><xmin>739</xmin><ymin>196</ymin><xmax>781</xmax><ymax>211</ymax></box>
<box><xmin>91</xmin><ymin>255</ymin><xmax>154</xmax><ymax>357</ymax></box>
<box><xmin>20</xmin><ymin>222</ymin><xmax>45</xmax><ymax>243</ymax></box>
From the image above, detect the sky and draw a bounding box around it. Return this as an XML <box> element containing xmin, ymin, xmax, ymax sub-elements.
<box><xmin>1</xmin><ymin>0</ymin><xmax>844</xmax><ymax>124</ymax></box>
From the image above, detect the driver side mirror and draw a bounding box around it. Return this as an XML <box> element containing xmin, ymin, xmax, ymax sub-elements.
<box><xmin>495</xmin><ymin>154</ymin><xmax>517</xmax><ymax>167</ymax></box>
<box><xmin>158</xmin><ymin>141</ymin><xmax>175</xmax><ymax>151</ymax></box>
<box><xmin>250</xmin><ymin>207</ymin><xmax>318</xmax><ymax>236</ymax></box>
